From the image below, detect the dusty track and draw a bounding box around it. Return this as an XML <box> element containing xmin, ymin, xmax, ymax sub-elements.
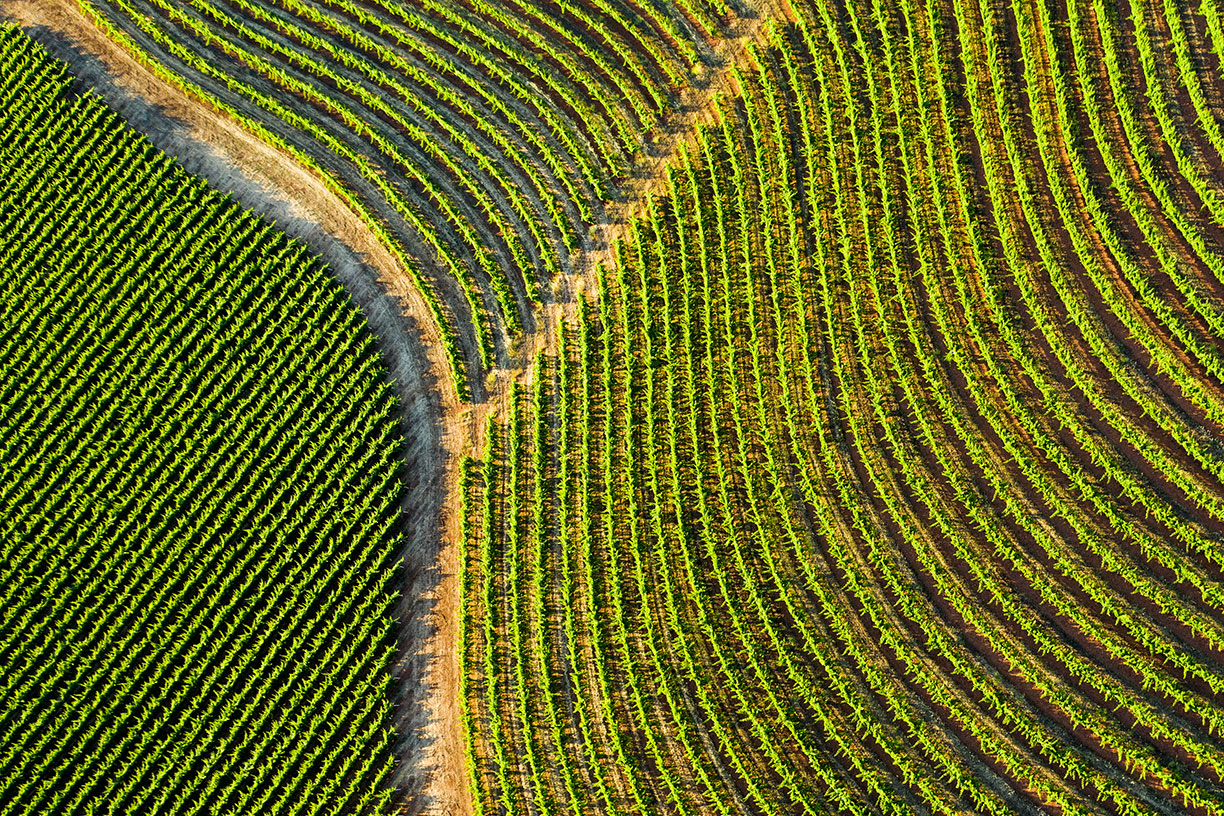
<box><xmin>0</xmin><ymin>0</ymin><xmax>785</xmax><ymax>812</ymax></box>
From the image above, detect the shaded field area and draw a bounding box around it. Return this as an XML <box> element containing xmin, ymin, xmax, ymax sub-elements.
<box><xmin>72</xmin><ymin>0</ymin><xmax>744</xmax><ymax>395</ymax></box>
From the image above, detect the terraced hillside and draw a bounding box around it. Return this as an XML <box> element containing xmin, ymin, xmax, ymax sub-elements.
<box><xmin>72</xmin><ymin>0</ymin><xmax>738</xmax><ymax>396</ymax></box>
<box><xmin>0</xmin><ymin>28</ymin><xmax>406</xmax><ymax>816</ymax></box>
<box><xmin>462</xmin><ymin>0</ymin><xmax>1224</xmax><ymax>812</ymax></box>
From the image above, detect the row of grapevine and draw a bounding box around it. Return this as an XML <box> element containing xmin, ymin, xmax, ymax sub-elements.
<box><xmin>0</xmin><ymin>28</ymin><xmax>406</xmax><ymax>816</ymax></box>
<box><xmin>73</xmin><ymin>0</ymin><xmax>732</xmax><ymax>397</ymax></box>
<box><xmin>462</xmin><ymin>0</ymin><xmax>1224</xmax><ymax>810</ymax></box>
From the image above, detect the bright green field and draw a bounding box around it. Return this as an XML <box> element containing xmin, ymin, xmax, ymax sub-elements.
<box><xmin>0</xmin><ymin>27</ymin><xmax>402</xmax><ymax>816</ymax></box>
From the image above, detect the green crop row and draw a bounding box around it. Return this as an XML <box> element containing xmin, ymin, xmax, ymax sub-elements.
<box><xmin>0</xmin><ymin>28</ymin><xmax>404</xmax><ymax>816</ymax></box>
<box><xmin>461</xmin><ymin>0</ymin><xmax>1224</xmax><ymax>811</ymax></box>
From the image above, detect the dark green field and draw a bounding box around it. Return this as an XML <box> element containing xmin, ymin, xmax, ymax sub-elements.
<box><xmin>0</xmin><ymin>28</ymin><xmax>404</xmax><ymax>815</ymax></box>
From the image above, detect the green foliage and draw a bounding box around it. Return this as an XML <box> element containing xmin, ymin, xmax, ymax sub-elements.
<box><xmin>460</xmin><ymin>0</ymin><xmax>1224</xmax><ymax>813</ymax></box>
<box><xmin>77</xmin><ymin>0</ymin><xmax>730</xmax><ymax>396</ymax></box>
<box><xmin>0</xmin><ymin>28</ymin><xmax>402</xmax><ymax>816</ymax></box>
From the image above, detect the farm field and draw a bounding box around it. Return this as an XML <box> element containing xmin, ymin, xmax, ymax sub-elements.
<box><xmin>5</xmin><ymin>0</ymin><xmax>1224</xmax><ymax>811</ymax></box>
<box><xmin>0</xmin><ymin>27</ymin><xmax>406</xmax><ymax>816</ymax></box>
<box><xmin>461</xmin><ymin>0</ymin><xmax>1224</xmax><ymax>806</ymax></box>
<box><xmin>67</xmin><ymin>0</ymin><xmax>737</xmax><ymax>397</ymax></box>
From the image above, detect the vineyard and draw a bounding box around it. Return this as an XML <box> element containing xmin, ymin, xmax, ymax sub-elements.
<box><xmin>461</xmin><ymin>0</ymin><xmax>1224</xmax><ymax>812</ymax></box>
<box><xmin>7</xmin><ymin>0</ymin><xmax>1224</xmax><ymax>808</ymax></box>
<box><xmin>0</xmin><ymin>27</ymin><xmax>405</xmax><ymax>816</ymax></box>
<box><xmin>69</xmin><ymin>0</ymin><xmax>738</xmax><ymax>396</ymax></box>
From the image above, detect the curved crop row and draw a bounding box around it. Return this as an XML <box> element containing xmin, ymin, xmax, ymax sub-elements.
<box><xmin>76</xmin><ymin>0</ymin><xmax>731</xmax><ymax>396</ymax></box>
<box><xmin>462</xmin><ymin>0</ymin><xmax>1224</xmax><ymax>811</ymax></box>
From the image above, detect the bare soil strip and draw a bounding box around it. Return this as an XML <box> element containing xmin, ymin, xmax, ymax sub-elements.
<box><xmin>0</xmin><ymin>0</ymin><xmax>784</xmax><ymax>812</ymax></box>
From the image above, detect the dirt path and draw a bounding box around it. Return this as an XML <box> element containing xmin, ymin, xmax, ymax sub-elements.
<box><xmin>1</xmin><ymin>0</ymin><xmax>787</xmax><ymax>813</ymax></box>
